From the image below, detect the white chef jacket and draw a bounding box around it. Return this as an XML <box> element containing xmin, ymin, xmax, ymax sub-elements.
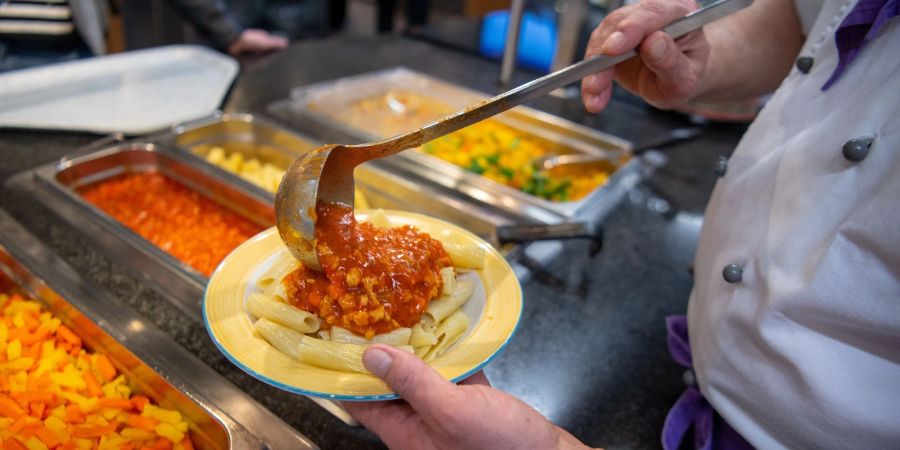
<box><xmin>687</xmin><ymin>0</ymin><xmax>900</xmax><ymax>448</ymax></box>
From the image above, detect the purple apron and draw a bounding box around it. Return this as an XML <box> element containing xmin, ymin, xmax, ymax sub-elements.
<box><xmin>661</xmin><ymin>315</ymin><xmax>753</xmax><ymax>450</ymax></box>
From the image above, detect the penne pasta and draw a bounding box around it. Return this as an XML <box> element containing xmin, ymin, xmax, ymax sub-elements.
<box><xmin>296</xmin><ymin>335</ymin><xmax>413</xmax><ymax>373</ymax></box>
<box><xmin>409</xmin><ymin>322</ymin><xmax>438</xmax><ymax>347</ymax></box>
<box><xmin>440</xmin><ymin>266</ymin><xmax>456</xmax><ymax>296</ymax></box>
<box><xmin>246</xmin><ymin>293</ymin><xmax>321</xmax><ymax>333</ymax></box>
<box><xmin>297</xmin><ymin>335</ymin><xmax>369</xmax><ymax>373</ymax></box>
<box><xmin>426</xmin><ymin>279</ymin><xmax>475</xmax><ymax>324</ymax></box>
<box><xmin>330</xmin><ymin>326</ymin><xmax>412</xmax><ymax>346</ymax></box>
<box><xmin>254</xmin><ymin>318</ymin><xmax>304</xmax><ymax>360</ymax></box>
<box><xmin>440</xmin><ymin>241</ymin><xmax>485</xmax><ymax>269</ymax></box>
<box><xmin>248</xmin><ymin>212</ymin><xmax>486</xmax><ymax>375</ymax></box>
<box><xmin>258</xmin><ymin>261</ymin><xmax>297</xmax><ymax>302</ymax></box>
<box><xmin>364</xmin><ymin>209</ymin><xmax>391</xmax><ymax>228</ymax></box>
<box><xmin>424</xmin><ymin>310</ymin><xmax>470</xmax><ymax>361</ymax></box>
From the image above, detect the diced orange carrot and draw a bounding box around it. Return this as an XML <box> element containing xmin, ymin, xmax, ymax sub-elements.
<box><xmin>126</xmin><ymin>415</ymin><xmax>158</xmax><ymax>431</ymax></box>
<box><xmin>180</xmin><ymin>437</ymin><xmax>194</xmax><ymax>450</ymax></box>
<box><xmin>56</xmin><ymin>326</ymin><xmax>81</xmax><ymax>347</ymax></box>
<box><xmin>34</xmin><ymin>426</ymin><xmax>60</xmax><ymax>448</ymax></box>
<box><xmin>28</xmin><ymin>402</ymin><xmax>46</xmax><ymax>419</ymax></box>
<box><xmin>7</xmin><ymin>327</ymin><xmax>29</xmax><ymax>342</ymax></box>
<box><xmin>151</xmin><ymin>438</ymin><xmax>173</xmax><ymax>450</ymax></box>
<box><xmin>30</xmin><ymin>324</ymin><xmax>52</xmax><ymax>345</ymax></box>
<box><xmin>0</xmin><ymin>394</ymin><xmax>25</xmax><ymax>417</ymax></box>
<box><xmin>31</xmin><ymin>373</ymin><xmax>52</xmax><ymax>390</ymax></box>
<box><xmin>130</xmin><ymin>396</ymin><xmax>149</xmax><ymax>412</ymax></box>
<box><xmin>65</xmin><ymin>405</ymin><xmax>85</xmax><ymax>424</ymax></box>
<box><xmin>24</xmin><ymin>341</ymin><xmax>41</xmax><ymax>361</ymax></box>
<box><xmin>98</xmin><ymin>398</ymin><xmax>132</xmax><ymax>410</ymax></box>
<box><xmin>3</xmin><ymin>437</ymin><xmax>28</xmax><ymax>450</ymax></box>
<box><xmin>12</xmin><ymin>391</ymin><xmax>54</xmax><ymax>404</ymax></box>
<box><xmin>120</xmin><ymin>443</ymin><xmax>136</xmax><ymax>450</ymax></box>
<box><xmin>95</xmin><ymin>355</ymin><xmax>116</xmax><ymax>382</ymax></box>
<box><xmin>83</xmin><ymin>372</ymin><xmax>102</xmax><ymax>397</ymax></box>
<box><xmin>72</xmin><ymin>424</ymin><xmax>113</xmax><ymax>438</ymax></box>
<box><xmin>22</xmin><ymin>313</ymin><xmax>40</xmax><ymax>331</ymax></box>
<box><xmin>9</xmin><ymin>415</ymin><xmax>29</xmax><ymax>433</ymax></box>
<box><xmin>18</xmin><ymin>424</ymin><xmax>39</xmax><ymax>439</ymax></box>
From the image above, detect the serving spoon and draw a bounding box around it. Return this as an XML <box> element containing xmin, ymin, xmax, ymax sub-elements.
<box><xmin>275</xmin><ymin>0</ymin><xmax>753</xmax><ymax>270</ymax></box>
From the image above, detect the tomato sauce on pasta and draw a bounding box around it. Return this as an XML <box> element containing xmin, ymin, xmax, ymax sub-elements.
<box><xmin>283</xmin><ymin>202</ymin><xmax>451</xmax><ymax>339</ymax></box>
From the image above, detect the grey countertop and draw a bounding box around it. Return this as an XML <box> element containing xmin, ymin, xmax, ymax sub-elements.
<box><xmin>0</xmin><ymin>35</ymin><xmax>747</xmax><ymax>450</ymax></box>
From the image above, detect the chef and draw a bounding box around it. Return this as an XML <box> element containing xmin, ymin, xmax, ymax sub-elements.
<box><xmin>343</xmin><ymin>0</ymin><xmax>900</xmax><ymax>448</ymax></box>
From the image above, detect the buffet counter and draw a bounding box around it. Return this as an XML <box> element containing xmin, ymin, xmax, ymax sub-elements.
<box><xmin>0</xmin><ymin>35</ymin><xmax>747</xmax><ymax>449</ymax></box>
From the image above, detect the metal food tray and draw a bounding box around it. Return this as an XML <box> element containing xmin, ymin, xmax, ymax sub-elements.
<box><xmin>170</xmin><ymin>112</ymin><xmax>319</xmax><ymax>168</ymax></box>
<box><xmin>17</xmin><ymin>142</ymin><xmax>274</xmax><ymax>320</ymax></box>
<box><xmin>166</xmin><ymin>113</ymin><xmax>532</xmax><ymax>246</ymax></box>
<box><xmin>0</xmin><ymin>209</ymin><xmax>316</xmax><ymax>449</ymax></box>
<box><xmin>274</xmin><ymin>67</ymin><xmax>642</xmax><ymax>223</ymax></box>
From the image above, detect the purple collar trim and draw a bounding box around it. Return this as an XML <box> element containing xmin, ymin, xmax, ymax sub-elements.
<box><xmin>822</xmin><ymin>0</ymin><xmax>899</xmax><ymax>90</ymax></box>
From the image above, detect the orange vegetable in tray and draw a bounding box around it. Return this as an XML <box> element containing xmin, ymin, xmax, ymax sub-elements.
<box><xmin>79</xmin><ymin>172</ymin><xmax>264</xmax><ymax>277</ymax></box>
<box><xmin>0</xmin><ymin>292</ymin><xmax>195</xmax><ymax>449</ymax></box>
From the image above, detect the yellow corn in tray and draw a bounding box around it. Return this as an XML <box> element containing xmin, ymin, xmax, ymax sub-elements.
<box><xmin>0</xmin><ymin>292</ymin><xmax>195</xmax><ymax>450</ymax></box>
<box><xmin>204</xmin><ymin>146</ymin><xmax>371</xmax><ymax>209</ymax></box>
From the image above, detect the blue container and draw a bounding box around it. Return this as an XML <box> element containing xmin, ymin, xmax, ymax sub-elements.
<box><xmin>479</xmin><ymin>10</ymin><xmax>557</xmax><ymax>73</ymax></box>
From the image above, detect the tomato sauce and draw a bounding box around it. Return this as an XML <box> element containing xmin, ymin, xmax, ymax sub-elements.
<box><xmin>79</xmin><ymin>172</ymin><xmax>264</xmax><ymax>277</ymax></box>
<box><xmin>283</xmin><ymin>202</ymin><xmax>452</xmax><ymax>339</ymax></box>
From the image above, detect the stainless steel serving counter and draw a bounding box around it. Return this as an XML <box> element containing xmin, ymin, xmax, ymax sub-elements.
<box><xmin>0</xmin><ymin>35</ymin><xmax>748</xmax><ymax>450</ymax></box>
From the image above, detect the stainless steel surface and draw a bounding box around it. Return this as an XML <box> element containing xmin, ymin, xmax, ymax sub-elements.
<box><xmin>499</xmin><ymin>0</ymin><xmax>526</xmax><ymax>88</ymax></box>
<box><xmin>275</xmin><ymin>67</ymin><xmax>639</xmax><ymax>223</ymax></box>
<box><xmin>270</xmin><ymin>0</ymin><xmax>756</xmax><ymax>266</ymax></box>
<box><xmin>0</xmin><ymin>209</ymin><xmax>317</xmax><ymax>450</ymax></box>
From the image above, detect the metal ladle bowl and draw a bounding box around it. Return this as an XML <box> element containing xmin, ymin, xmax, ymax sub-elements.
<box><xmin>274</xmin><ymin>0</ymin><xmax>752</xmax><ymax>270</ymax></box>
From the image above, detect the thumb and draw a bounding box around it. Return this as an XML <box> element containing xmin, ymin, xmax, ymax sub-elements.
<box><xmin>363</xmin><ymin>344</ymin><xmax>458</xmax><ymax>412</ymax></box>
